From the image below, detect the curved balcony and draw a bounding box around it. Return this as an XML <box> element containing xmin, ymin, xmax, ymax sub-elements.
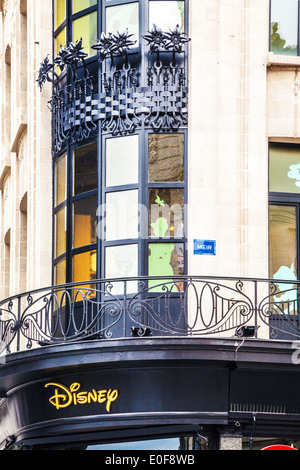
<box><xmin>37</xmin><ymin>27</ymin><xmax>190</xmax><ymax>155</ymax></box>
<box><xmin>1</xmin><ymin>275</ymin><xmax>300</xmax><ymax>355</ymax></box>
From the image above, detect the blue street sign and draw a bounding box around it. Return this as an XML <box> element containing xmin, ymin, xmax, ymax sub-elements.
<box><xmin>193</xmin><ymin>239</ymin><xmax>216</xmax><ymax>256</ymax></box>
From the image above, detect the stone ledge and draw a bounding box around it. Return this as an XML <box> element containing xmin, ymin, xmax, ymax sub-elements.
<box><xmin>267</xmin><ymin>51</ymin><xmax>300</xmax><ymax>68</ymax></box>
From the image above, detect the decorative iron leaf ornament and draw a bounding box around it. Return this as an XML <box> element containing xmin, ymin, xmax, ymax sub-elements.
<box><xmin>143</xmin><ymin>24</ymin><xmax>190</xmax><ymax>54</ymax></box>
<box><xmin>143</xmin><ymin>24</ymin><xmax>166</xmax><ymax>53</ymax></box>
<box><xmin>163</xmin><ymin>24</ymin><xmax>191</xmax><ymax>53</ymax></box>
<box><xmin>92</xmin><ymin>29</ymin><xmax>136</xmax><ymax>65</ymax></box>
<box><xmin>54</xmin><ymin>45</ymin><xmax>70</xmax><ymax>72</ymax></box>
<box><xmin>67</xmin><ymin>39</ymin><xmax>88</xmax><ymax>67</ymax></box>
<box><xmin>36</xmin><ymin>55</ymin><xmax>56</xmax><ymax>91</ymax></box>
<box><xmin>54</xmin><ymin>39</ymin><xmax>88</xmax><ymax>73</ymax></box>
<box><xmin>111</xmin><ymin>29</ymin><xmax>137</xmax><ymax>55</ymax></box>
<box><xmin>91</xmin><ymin>32</ymin><xmax>116</xmax><ymax>60</ymax></box>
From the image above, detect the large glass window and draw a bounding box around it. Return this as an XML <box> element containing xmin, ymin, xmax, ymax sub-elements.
<box><xmin>73</xmin><ymin>11</ymin><xmax>97</xmax><ymax>57</ymax></box>
<box><xmin>270</xmin><ymin>0</ymin><xmax>298</xmax><ymax>56</ymax></box>
<box><xmin>53</xmin><ymin>153</ymin><xmax>67</xmax><ymax>285</ymax></box>
<box><xmin>269</xmin><ymin>145</ymin><xmax>300</xmax><ymax>303</ymax></box>
<box><xmin>73</xmin><ymin>0</ymin><xmax>97</xmax><ymax>14</ymax></box>
<box><xmin>54</xmin><ymin>0</ymin><xmax>98</xmax><ymax>62</ymax></box>
<box><xmin>106</xmin><ymin>2</ymin><xmax>139</xmax><ymax>46</ymax></box>
<box><xmin>149</xmin><ymin>0</ymin><xmax>185</xmax><ymax>31</ymax></box>
<box><xmin>147</xmin><ymin>133</ymin><xmax>185</xmax><ymax>288</ymax></box>
<box><xmin>269</xmin><ymin>205</ymin><xmax>297</xmax><ymax>280</ymax></box>
<box><xmin>52</xmin><ymin>1</ymin><xmax>188</xmax><ymax>292</ymax></box>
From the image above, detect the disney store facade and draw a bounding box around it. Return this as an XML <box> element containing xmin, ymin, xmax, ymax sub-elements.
<box><xmin>2</xmin><ymin>0</ymin><xmax>300</xmax><ymax>451</ymax></box>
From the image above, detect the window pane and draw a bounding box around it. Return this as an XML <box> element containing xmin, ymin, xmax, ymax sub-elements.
<box><xmin>105</xmin><ymin>244</ymin><xmax>138</xmax><ymax>294</ymax></box>
<box><xmin>55</xmin><ymin>154</ymin><xmax>67</xmax><ymax>206</ymax></box>
<box><xmin>55</xmin><ymin>207</ymin><xmax>67</xmax><ymax>258</ymax></box>
<box><xmin>149</xmin><ymin>1</ymin><xmax>185</xmax><ymax>31</ymax></box>
<box><xmin>74</xmin><ymin>142</ymin><xmax>97</xmax><ymax>195</ymax></box>
<box><xmin>269</xmin><ymin>146</ymin><xmax>300</xmax><ymax>194</ymax></box>
<box><xmin>106</xmin><ymin>190</ymin><xmax>139</xmax><ymax>241</ymax></box>
<box><xmin>106</xmin><ymin>3</ymin><xmax>139</xmax><ymax>46</ymax></box>
<box><xmin>106</xmin><ymin>135</ymin><xmax>139</xmax><ymax>187</ymax></box>
<box><xmin>148</xmin><ymin>242</ymin><xmax>184</xmax><ymax>290</ymax></box>
<box><xmin>73</xmin><ymin>0</ymin><xmax>97</xmax><ymax>14</ymax></box>
<box><xmin>73</xmin><ymin>196</ymin><xmax>97</xmax><ymax>248</ymax></box>
<box><xmin>149</xmin><ymin>134</ymin><xmax>184</xmax><ymax>182</ymax></box>
<box><xmin>269</xmin><ymin>205</ymin><xmax>297</xmax><ymax>311</ymax></box>
<box><xmin>149</xmin><ymin>188</ymin><xmax>184</xmax><ymax>238</ymax></box>
<box><xmin>54</xmin><ymin>258</ymin><xmax>66</xmax><ymax>285</ymax></box>
<box><xmin>55</xmin><ymin>0</ymin><xmax>66</xmax><ymax>29</ymax></box>
<box><xmin>270</xmin><ymin>0</ymin><xmax>298</xmax><ymax>56</ymax></box>
<box><xmin>73</xmin><ymin>11</ymin><xmax>97</xmax><ymax>57</ymax></box>
<box><xmin>73</xmin><ymin>250</ymin><xmax>97</xmax><ymax>282</ymax></box>
<box><xmin>55</xmin><ymin>27</ymin><xmax>66</xmax><ymax>57</ymax></box>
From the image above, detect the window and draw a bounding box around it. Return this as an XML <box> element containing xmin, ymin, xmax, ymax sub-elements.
<box><xmin>54</xmin><ymin>0</ymin><xmax>98</xmax><ymax>61</ymax></box>
<box><xmin>149</xmin><ymin>0</ymin><xmax>185</xmax><ymax>31</ymax></box>
<box><xmin>147</xmin><ymin>133</ymin><xmax>185</xmax><ymax>290</ymax></box>
<box><xmin>53</xmin><ymin>154</ymin><xmax>67</xmax><ymax>284</ymax></box>
<box><xmin>269</xmin><ymin>145</ymin><xmax>300</xmax><ymax>303</ymax></box>
<box><xmin>106</xmin><ymin>2</ymin><xmax>139</xmax><ymax>45</ymax></box>
<box><xmin>270</xmin><ymin>0</ymin><xmax>298</xmax><ymax>56</ymax></box>
<box><xmin>52</xmin><ymin>1</ymin><xmax>188</xmax><ymax>292</ymax></box>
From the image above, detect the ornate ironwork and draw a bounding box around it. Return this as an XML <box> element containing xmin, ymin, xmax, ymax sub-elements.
<box><xmin>37</xmin><ymin>27</ymin><xmax>190</xmax><ymax>154</ymax></box>
<box><xmin>1</xmin><ymin>276</ymin><xmax>300</xmax><ymax>355</ymax></box>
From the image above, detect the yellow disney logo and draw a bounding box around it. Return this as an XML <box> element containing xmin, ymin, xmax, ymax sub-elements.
<box><xmin>45</xmin><ymin>382</ymin><xmax>119</xmax><ymax>412</ymax></box>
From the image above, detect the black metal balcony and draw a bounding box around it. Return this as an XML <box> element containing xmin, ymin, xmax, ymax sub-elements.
<box><xmin>37</xmin><ymin>27</ymin><xmax>190</xmax><ymax>156</ymax></box>
<box><xmin>1</xmin><ymin>275</ymin><xmax>300</xmax><ymax>355</ymax></box>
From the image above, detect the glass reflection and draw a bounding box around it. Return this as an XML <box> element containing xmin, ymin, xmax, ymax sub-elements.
<box><xmin>55</xmin><ymin>0</ymin><xmax>66</xmax><ymax>29</ymax></box>
<box><xmin>269</xmin><ymin>146</ymin><xmax>300</xmax><ymax>194</ymax></box>
<box><xmin>105</xmin><ymin>244</ymin><xmax>138</xmax><ymax>294</ymax></box>
<box><xmin>73</xmin><ymin>0</ymin><xmax>97</xmax><ymax>13</ymax></box>
<box><xmin>54</xmin><ymin>258</ymin><xmax>66</xmax><ymax>286</ymax></box>
<box><xmin>106</xmin><ymin>190</ymin><xmax>139</xmax><ymax>241</ymax></box>
<box><xmin>74</xmin><ymin>142</ymin><xmax>97</xmax><ymax>195</ymax></box>
<box><xmin>106</xmin><ymin>3</ymin><xmax>139</xmax><ymax>46</ymax></box>
<box><xmin>55</xmin><ymin>207</ymin><xmax>67</xmax><ymax>258</ymax></box>
<box><xmin>148</xmin><ymin>242</ymin><xmax>184</xmax><ymax>290</ymax></box>
<box><xmin>149</xmin><ymin>1</ymin><xmax>185</xmax><ymax>31</ymax></box>
<box><xmin>73</xmin><ymin>196</ymin><xmax>97</xmax><ymax>248</ymax></box>
<box><xmin>269</xmin><ymin>205</ymin><xmax>297</xmax><ymax>313</ymax></box>
<box><xmin>73</xmin><ymin>250</ymin><xmax>97</xmax><ymax>283</ymax></box>
<box><xmin>73</xmin><ymin>11</ymin><xmax>97</xmax><ymax>57</ymax></box>
<box><xmin>55</xmin><ymin>27</ymin><xmax>66</xmax><ymax>57</ymax></box>
<box><xmin>106</xmin><ymin>135</ymin><xmax>139</xmax><ymax>187</ymax></box>
<box><xmin>269</xmin><ymin>205</ymin><xmax>297</xmax><ymax>280</ymax></box>
<box><xmin>149</xmin><ymin>188</ymin><xmax>184</xmax><ymax>238</ymax></box>
<box><xmin>270</xmin><ymin>0</ymin><xmax>298</xmax><ymax>56</ymax></box>
<box><xmin>149</xmin><ymin>134</ymin><xmax>184</xmax><ymax>182</ymax></box>
<box><xmin>55</xmin><ymin>154</ymin><xmax>67</xmax><ymax>206</ymax></box>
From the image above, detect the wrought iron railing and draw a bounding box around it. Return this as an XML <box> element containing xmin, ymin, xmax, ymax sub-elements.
<box><xmin>1</xmin><ymin>275</ymin><xmax>300</xmax><ymax>355</ymax></box>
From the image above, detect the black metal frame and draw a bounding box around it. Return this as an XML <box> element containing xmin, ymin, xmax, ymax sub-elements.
<box><xmin>51</xmin><ymin>0</ymin><xmax>189</xmax><ymax>287</ymax></box>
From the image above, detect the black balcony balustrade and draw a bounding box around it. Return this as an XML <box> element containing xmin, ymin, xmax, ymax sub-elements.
<box><xmin>37</xmin><ymin>26</ymin><xmax>190</xmax><ymax>155</ymax></box>
<box><xmin>1</xmin><ymin>275</ymin><xmax>300</xmax><ymax>355</ymax></box>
